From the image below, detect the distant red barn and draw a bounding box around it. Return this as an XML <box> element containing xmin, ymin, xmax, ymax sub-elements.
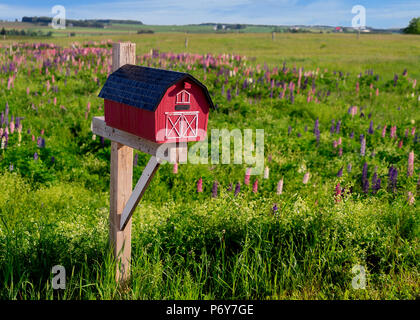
<box><xmin>98</xmin><ymin>65</ymin><xmax>215</xmax><ymax>143</ymax></box>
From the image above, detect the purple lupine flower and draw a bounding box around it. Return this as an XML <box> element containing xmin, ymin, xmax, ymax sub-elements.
<box><xmin>337</xmin><ymin>167</ymin><xmax>343</xmax><ymax>177</ymax></box>
<box><xmin>362</xmin><ymin>162</ymin><xmax>368</xmax><ymax>181</ymax></box>
<box><xmin>388</xmin><ymin>166</ymin><xmax>398</xmax><ymax>193</ymax></box>
<box><xmin>347</xmin><ymin>163</ymin><xmax>352</xmax><ymax>172</ymax></box>
<box><xmin>212</xmin><ymin>181</ymin><xmax>218</xmax><ymax>198</ymax></box>
<box><xmin>335</xmin><ymin>120</ymin><xmax>341</xmax><ymax>134</ymax></box>
<box><xmin>350</xmin><ymin>131</ymin><xmax>354</xmax><ymax>139</ymax></box>
<box><xmin>330</xmin><ymin>119</ymin><xmax>335</xmax><ymax>134</ymax></box>
<box><xmin>362</xmin><ymin>178</ymin><xmax>369</xmax><ymax>194</ymax></box>
<box><xmin>272</xmin><ymin>203</ymin><xmax>278</xmax><ymax>215</ymax></box>
<box><xmin>372</xmin><ymin>172</ymin><xmax>378</xmax><ymax>187</ymax></box>
<box><xmin>368</xmin><ymin>121</ymin><xmax>374</xmax><ymax>134</ymax></box>
<box><xmin>226</xmin><ymin>89</ymin><xmax>231</xmax><ymax>101</ymax></box>
<box><xmin>234</xmin><ymin>182</ymin><xmax>241</xmax><ymax>196</ymax></box>
<box><xmin>51</xmin><ymin>156</ymin><xmax>55</xmax><ymax>163</ymax></box>
<box><xmin>288</xmin><ymin>126</ymin><xmax>292</xmax><ymax>135</ymax></box>
<box><xmin>372</xmin><ymin>178</ymin><xmax>381</xmax><ymax>194</ymax></box>
<box><xmin>227</xmin><ymin>183</ymin><xmax>233</xmax><ymax>192</ymax></box>
<box><xmin>34</xmin><ymin>152</ymin><xmax>39</xmax><ymax>160</ymax></box>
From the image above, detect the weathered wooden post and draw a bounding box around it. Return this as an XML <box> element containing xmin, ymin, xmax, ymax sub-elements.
<box><xmin>92</xmin><ymin>41</ymin><xmax>215</xmax><ymax>285</ymax></box>
<box><xmin>110</xmin><ymin>42</ymin><xmax>136</xmax><ymax>283</ymax></box>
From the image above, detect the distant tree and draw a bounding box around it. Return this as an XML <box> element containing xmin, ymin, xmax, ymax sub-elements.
<box><xmin>404</xmin><ymin>17</ymin><xmax>420</xmax><ymax>34</ymax></box>
<box><xmin>0</xmin><ymin>27</ymin><xmax>5</xmax><ymax>35</ymax></box>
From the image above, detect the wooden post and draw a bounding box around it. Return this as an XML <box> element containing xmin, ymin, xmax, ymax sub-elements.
<box><xmin>110</xmin><ymin>42</ymin><xmax>136</xmax><ymax>283</ymax></box>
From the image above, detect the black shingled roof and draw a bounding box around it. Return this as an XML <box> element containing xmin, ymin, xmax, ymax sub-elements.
<box><xmin>98</xmin><ymin>64</ymin><xmax>215</xmax><ymax>112</ymax></box>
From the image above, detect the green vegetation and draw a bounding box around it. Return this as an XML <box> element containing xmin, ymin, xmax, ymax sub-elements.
<box><xmin>0</xmin><ymin>33</ymin><xmax>419</xmax><ymax>299</ymax></box>
<box><xmin>404</xmin><ymin>17</ymin><xmax>420</xmax><ymax>34</ymax></box>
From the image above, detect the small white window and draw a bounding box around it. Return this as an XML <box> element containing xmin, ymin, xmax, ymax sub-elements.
<box><xmin>176</xmin><ymin>90</ymin><xmax>190</xmax><ymax>104</ymax></box>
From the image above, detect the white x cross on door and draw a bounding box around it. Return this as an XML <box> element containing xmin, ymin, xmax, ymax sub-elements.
<box><xmin>165</xmin><ymin>112</ymin><xmax>198</xmax><ymax>139</ymax></box>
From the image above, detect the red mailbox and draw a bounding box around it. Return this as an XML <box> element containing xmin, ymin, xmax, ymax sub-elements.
<box><xmin>98</xmin><ymin>64</ymin><xmax>215</xmax><ymax>143</ymax></box>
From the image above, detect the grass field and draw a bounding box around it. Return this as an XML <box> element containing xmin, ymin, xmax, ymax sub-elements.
<box><xmin>0</xmin><ymin>32</ymin><xmax>419</xmax><ymax>300</ymax></box>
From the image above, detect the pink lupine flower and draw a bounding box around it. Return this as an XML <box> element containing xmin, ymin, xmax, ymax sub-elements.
<box><xmin>407</xmin><ymin>192</ymin><xmax>415</xmax><ymax>205</ymax></box>
<box><xmin>338</xmin><ymin>137</ymin><xmax>342</xmax><ymax>145</ymax></box>
<box><xmin>408</xmin><ymin>151</ymin><xmax>414</xmax><ymax>177</ymax></box>
<box><xmin>46</xmin><ymin>80</ymin><xmax>50</xmax><ymax>92</ymax></box>
<box><xmin>87</xmin><ymin>102</ymin><xmax>91</xmax><ymax>112</ymax></box>
<box><xmin>339</xmin><ymin>147</ymin><xmax>343</xmax><ymax>157</ymax></box>
<box><xmin>333</xmin><ymin>140</ymin><xmax>338</xmax><ymax>148</ymax></box>
<box><xmin>244</xmin><ymin>167</ymin><xmax>251</xmax><ymax>185</ymax></box>
<box><xmin>381</xmin><ymin>125</ymin><xmax>387</xmax><ymax>138</ymax></box>
<box><xmin>398</xmin><ymin>140</ymin><xmax>403</xmax><ymax>148</ymax></box>
<box><xmin>41</xmin><ymin>129</ymin><xmax>45</xmax><ymax>135</ymax></box>
<box><xmin>173</xmin><ymin>162</ymin><xmax>178</xmax><ymax>174</ymax></box>
<box><xmin>376</xmin><ymin>88</ymin><xmax>379</xmax><ymax>96</ymax></box>
<box><xmin>26</xmin><ymin>87</ymin><xmax>30</xmax><ymax>95</ymax></box>
<box><xmin>411</xmin><ymin>127</ymin><xmax>416</xmax><ymax>136</ymax></box>
<box><xmin>277</xmin><ymin>178</ymin><xmax>283</xmax><ymax>195</ymax></box>
<box><xmin>252</xmin><ymin>179</ymin><xmax>258</xmax><ymax>193</ymax></box>
<box><xmin>356</xmin><ymin>82</ymin><xmax>360</xmax><ymax>94</ymax></box>
<box><xmin>390</xmin><ymin>126</ymin><xmax>397</xmax><ymax>139</ymax></box>
<box><xmin>303</xmin><ymin>172</ymin><xmax>310</xmax><ymax>184</ymax></box>
<box><xmin>32</xmin><ymin>134</ymin><xmax>35</xmax><ymax>141</ymax></box>
<box><xmin>197</xmin><ymin>177</ymin><xmax>203</xmax><ymax>192</ymax></box>
<box><xmin>53</xmin><ymin>97</ymin><xmax>57</xmax><ymax>105</ymax></box>
<box><xmin>9</xmin><ymin>121</ymin><xmax>14</xmax><ymax>134</ymax></box>
<box><xmin>335</xmin><ymin>183</ymin><xmax>341</xmax><ymax>202</ymax></box>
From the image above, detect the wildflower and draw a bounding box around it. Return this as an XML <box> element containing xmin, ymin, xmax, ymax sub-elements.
<box><xmin>372</xmin><ymin>172</ymin><xmax>378</xmax><ymax>187</ymax></box>
<box><xmin>272</xmin><ymin>204</ymin><xmax>279</xmax><ymax>215</ymax></box>
<box><xmin>381</xmin><ymin>125</ymin><xmax>387</xmax><ymax>138</ymax></box>
<box><xmin>335</xmin><ymin>183</ymin><xmax>342</xmax><ymax>202</ymax></box>
<box><xmin>390</xmin><ymin>126</ymin><xmax>397</xmax><ymax>139</ymax></box>
<box><xmin>288</xmin><ymin>126</ymin><xmax>292</xmax><ymax>135</ymax></box>
<box><xmin>372</xmin><ymin>178</ymin><xmax>381</xmax><ymax>194</ymax></box>
<box><xmin>212</xmin><ymin>181</ymin><xmax>218</xmax><ymax>198</ymax></box>
<box><xmin>244</xmin><ymin>168</ymin><xmax>251</xmax><ymax>185</ymax></box>
<box><xmin>333</xmin><ymin>140</ymin><xmax>338</xmax><ymax>148</ymax></box>
<box><xmin>173</xmin><ymin>162</ymin><xmax>178</xmax><ymax>174</ymax></box>
<box><xmin>264</xmin><ymin>166</ymin><xmax>269</xmax><ymax>179</ymax></box>
<box><xmin>398</xmin><ymin>140</ymin><xmax>403</xmax><ymax>148</ymax></box>
<box><xmin>407</xmin><ymin>192</ymin><xmax>415</xmax><ymax>205</ymax></box>
<box><xmin>347</xmin><ymin>163</ymin><xmax>352</xmax><ymax>172</ymax></box>
<box><xmin>197</xmin><ymin>177</ymin><xmax>203</xmax><ymax>193</ymax></box>
<box><xmin>388</xmin><ymin>166</ymin><xmax>398</xmax><ymax>193</ymax></box>
<box><xmin>337</xmin><ymin>167</ymin><xmax>343</xmax><ymax>177</ymax></box>
<box><xmin>362</xmin><ymin>162</ymin><xmax>368</xmax><ymax>182</ymax></box>
<box><xmin>303</xmin><ymin>172</ymin><xmax>310</xmax><ymax>184</ymax></box>
<box><xmin>234</xmin><ymin>182</ymin><xmax>241</xmax><ymax>196</ymax></box>
<box><xmin>339</xmin><ymin>148</ymin><xmax>343</xmax><ymax>157</ymax></box>
<box><xmin>362</xmin><ymin>179</ymin><xmax>369</xmax><ymax>193</ymax></box>
<box><xmin>350</xmin><ymin>131</ymin><xmax>354</xmax><ymax>139</ymax></box>
<box><xmin>227</xmin><ymin>183</ymin><xmax>233</xmax><ymax>192</ymax></box>
<box><xmin>34</xmin><ymin>152</ymin><xmax>39</xmax><ymax>160</ymax></box>
<box><xmin>330</xmin><ymin>119</ymin><xmax>335</xmax><ymax>134</ymax></box>
<box><xmin>368</xmin><ymin>121</ymin><xmax>374</xmax><ymax>134</ymax></box>
<box><xmin>252</xmin><ymin>179</ymin><xmax>258</xmax><ymax>193</ymax></box>
<box><xmin>407</xmin><ymin>151</ymin><xmax>414</xmax><ymax>177</ymax></box>
<box><xmin>335</xmin><ymin>120</ymin><xmax>341</xmax><ymax>134</ymax></box>
<box><xmin>51</xmin><ymin>156</ymin><xmax>55</xmax><ymax>163</ymax></box>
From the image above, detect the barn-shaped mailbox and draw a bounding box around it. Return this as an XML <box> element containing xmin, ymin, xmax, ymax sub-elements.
<box><xmin>98</xmin><ymin>64</ymin><xmax>215</xmax><ymax>143</ymax></box>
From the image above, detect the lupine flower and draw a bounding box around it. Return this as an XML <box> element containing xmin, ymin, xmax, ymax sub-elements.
<box><xmin>360</xmin><ymin>136</ymin><xmax>366</xmax><ymax>156</ymax></box>
<box><xmin>313</xmin><ymin>118</ymin><xmax>319</xmax><ymax>134</ymax></box>
<box><xmin>335</xmin><ymin>183</ymin><xmax>341</xmax><ymax>202</ymax></box>
<box><xmin>227</xmin><ymin>183</ymin><xmax>233</xmax><ymax>192</ymax></box>
<box><xmin>252</xmin><ymin>179</ymin><xmax>258</xmax><ymax>193</ymax></box>
<box><xmin>398</xmin><ymin>140</ymin><xmax>403</xmax><ymax>148</ymax></box>
<box><xmin>381</xmin><ymin>125</ymin><xmax>387</xmax><ymax>138</ymax></box>
<box><xmin>34</xmin><ymin>152</ymin><xmax>39</xmax><ymax>160</ymax></box>
<box><xmin>407</xmin><ymin>151</ymin><xmax>414</xmax><ymax>177</ymax></box>
<box><xmin>347</xmin><ymin>163</ymin><xmax>352</xmax><ymax>172</ymax></box>
<box><xmin>333</xmin><ymin>140</ymin><xmax>338</xmax><ymax>148</ymax></box>
<box><xmin>264</xmin><ymin>167</ymin><xmax>269</xmax><ymax>179</ymax></box>
<box><xmin>272</xmin><ymin>204</ymin><xmax>278</xmax><ymax>215</ymax></box>
<box><xmin>51</xmin><ymin>156</ymin><xmax>55</xmax><ymax>163</ymax></box>
<box><xmin>393</xmin><ymin>74</ymin><xmax>398</xmax><ymax>86</ymax></box>
<box><xmin>212</xmin><ymin>181</ymin><xmax>218</xmax><ymax>198</ymax></box>
<box><xmin>277</xmin><ymin>178</ymin><xmax>284</xmax><ymax>195</ymax></box>
<box><xmin>362</xmin><ymin>178</ymin><xmax>369</xmax><ymax>193</ymax></box>
<box><xmin>197</xmin><ymin>177</ymin><xmax>203</xmax><ymax>193</ymax></box>
<box><xmin>303</xmin><ymin>172</ymin><xmax>310</xmax><ymax>184</ymax></box>
<box><xmin>407</xmin><ymin>192</ymin><xmax>415</xmax><ymax>205</ymax></box>
<box><xmin>226</xmin><ymin>89</ymin><xmax>231</xmax><ymax>101</ymax></box>
<box><xmin>372</xmin><ymin>178</ymin><xmax>381</xmax><ymax>194</ymax></box>
<box><xmin>372</xmin><ymin>172</ymin><xmax>378</xmax><ymax>187</ymax></box>
<box><xmin>330</xmin><ymin>119</ymin><xmax>335</xmax><ymax>134</ymax></box>
<box><xmin>390</xmin><ymin>126</ymin><xmax>397</xmax><ymax>139</ymax></box>
<box><xmin>337</xmin><ymin>167</ymin><xmax>343</xmax><ymax>177</ymax></box>
<box><xmin>335</xmin><ymin>120</ymin><xmax>341</xmax><ymax>134</ymax></box>
<box><xmin>339</xmin><ymin>147</ymin><xmax>343</xmax><ymax>157</ymax></box>
<box><xmin>368</xmin><ymin>121</ymin><xmax>374</xmax><ymax>134</ymax></box>
<box><xmin>288</xmin><ymin>126</ymin><xmax>292</xmax><ymax>135</ymax></box>
<box><xmin>234</xmin><ymin>182</ymin><xmax>241</xmax><ymax>196</ymax></box>
<box><xmin>362</xmin><ymin>162</ymin><xmax>368</xmax><ymax>182</ymax></box>
<box><xmin>350</xmin><ymin>131</ymin><xmax>354</xmax><ymax>139</ymax></box>
<box><xmin>244</xmin><ymin>168</ymin><xmax>251</xmax><ymax>185</ymax></box>
<box><xmin>388</xmin><ymin>166</ymin><xmax>398</xmax><ymax>192</ymax></box>
<box><xmin>173</xmin><ymin>162</ymin><xmax>178</xmax><ymax>174</ymax></box>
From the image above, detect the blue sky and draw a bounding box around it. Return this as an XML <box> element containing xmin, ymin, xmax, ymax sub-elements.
<box><xmin>0</xmin><ymin>0</ymin><xmax>419</xmax><ymax>28</ymax></box>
